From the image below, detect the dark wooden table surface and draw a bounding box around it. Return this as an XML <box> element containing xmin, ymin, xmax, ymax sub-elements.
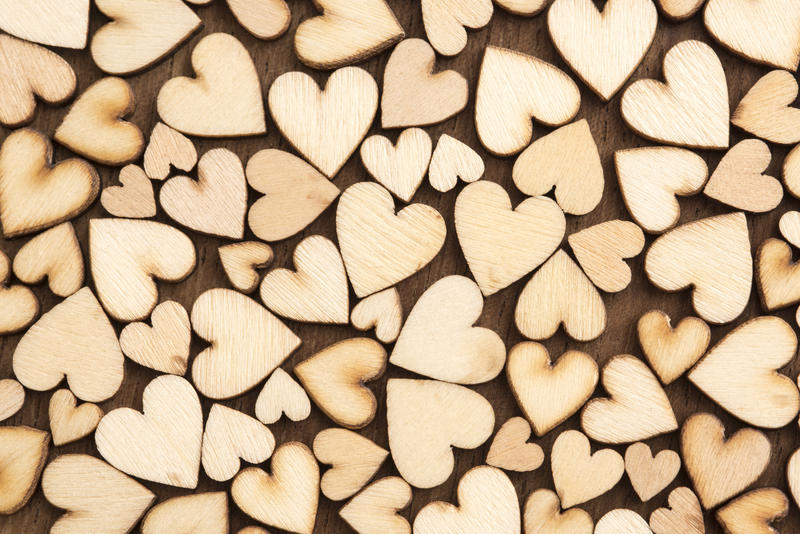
<box><xmin>1</xmin><ymin>1</ymin><xmax>798</xmax><ymax>533</ymax></box>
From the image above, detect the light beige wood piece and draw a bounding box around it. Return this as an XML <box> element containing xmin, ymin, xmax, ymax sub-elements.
<box><xmin>143</xmin><ymin>122</ymin><xmax>198</xmax><ymax>180</ymax></box>
<box><xmin>649</xmin><ymin>487</ymin><xmax>705</xmax><ymax>534</ymax></box>
<box><xmin>421</xmin><ymin>0</ymin><xmax>493</xmax><ymax>56</ymax></box>
<box><xmin>294</xmin><ymin>0</ymin><xmax>404</xmax><ymax>69</ymax></box>
<box><xmin>49</xmin><ymin>389</ymin><xmax>103</xmax><ymax>446</ymax></box>
<box><xmin>704</xmin><ymin>139</ymin><xmax>782</xmax><ymax>212</ymax></box>
<box><xmin>246</xmin><ymin>149</ymin><xmax>340</xmax><ymax>241</ymax></box>
<box><xmin>100</xmin><ymin>165</ymin><xmax>156</xmax><ymax>219</ymax></box>
<box><xmin>548</xmin><ymin>0</ymin><xmax>657</xmax><ymax>101</ymax></box>
<box><xmin>456</xmin><ymin>181</ymin><xmax>565</xmax><ymax>296</ymax></box>
<box><xmin>0</xmin><ymin>35</ymin><xmax>76</xmax><ymax>127</ymax></box>
<box><xmin>625</xmin><ymin>442</ymin><xmax>681</xmax><ymax>502</ymax></box>
<box><xmin>0</xmin><ymin>250</ymin><xmax>37</xmax><ymax>335</ymax></box>
<box><xmin>157</xmin><ymin>33</ymin><xmax>266</xmax><ymax>137</ymax></box>
<box><xmin>523</xmin><ymin>489</ymin><xmax>593</xmax><ymax>534</ymax></box>
<box><xmin>689</xmin><ymin>315</ymin><xmax>800</xmax><ymax>428</ymax></box>
<box><xmin>486</xmin><ymin>417</ymin><xmax>544</xmax><ymax>472</ymax></box>
<box><xmin>141</xmin><ymin>492</ymin><xmax>228</xmax><ymax>534</ymax></box>
<box><xmin>637</xmin><ymin>310</ymin><xmax>710</xmax><ymax>385</ymax></box>
<box><xmin>54</xmin><ymin>77</ymin><xmax>144</xmax><ymax>166</ymax></box>
<box><xmin>238</xmin><ymin>528</ymin><xmax>269</xmax><ymax>534</ymax></box>
<box><xmin>496</xmin><ymin>0</ymin><xmax>547</xmax><ymax>14</ymax></box>
<box><xmin>0</xmin><ymin>0</ymin><xmax>89</xmax><ymax>48</ymax></box>
<box><xmin>784</xmin><ymin>144</ymin><xmax>800</xmax><ymax>198</ymax></box>
<box><xmin>381</xmin><ymin>38</ymin><xmax>468</xmax><ymax>129</ymax></box>
<box><xmin>716</xmin><ymin>487</ymin><xmax>788</xmax><ymax>534</ymax></box>
<box><xmin>13</xmin><ymin>222</ymin><xmax>83</xmax><ymax>297</ymax></box>
<box><xmin>413</xmin><ymin>466</ymin><xmax>520</xmax><ymax>534</ymax></box>
<box><xmin>568</xmin><ymin>220</ymin><xmax>644</xmax><ymax>292</ymax></box>
<box><xmin>232</xmin><ymin>442</ymin><xmax>319</xmax><ymax>534</ymax></box>
<box><xmin>512</xmin><ymin>119</ymin><xmax>603</xmax><ymax>215</ymax></box>
<box><xmin>550</xmin><ymin>429</ymin><xmax>624</xmax><ymax>508</ymax></box>
<box><xmin>506</xmin><ymin>342</ymin><xmax>598</xmax><ymax>437</ymax></box>
<box><xmin>0</xmin><ymin>426</ymin><xmax>48</xmax><ymax>514</ymax></box>
<box><xmin>313</xmin><ymin>427</ymin><xmax>389</xmax><ymax>501</ymax></box>
<box><xmin>12</xmin><ymin>287</ymin><xmax>123</xmax><ymax>402</ymax></box>
<box><xmin>0</xmin><ymin>128</ymin><xmax>98</xmax><ymax>238</ymax></box>
<box><xmin>90</xmin><ymin>218</ymin><xmax>196</xmax><ymax>322</ymax></box>
<box><xmin>339</xmin><ymin>476</ymin><xmax>412</xmax><ymax>534</ymax></box>
<box><xmin>202</xmin><ymin>404</ymin><xmax>275</xmax><ymax>482</ymax></box>
<box><xmin>41</xmin><ymin>454</ymin><xmax>155</xmax><ymax>534</ymax></box>
<box><xmin>475</xmin><ymin>46</ymin><xmax>580</xmax><ymax>156</ymax></box>
<box><xmin>337</xmin><ymin>182</ymin><xmax>446</xmax><ymax>298</ymax></box>
<box><xmin>219</xmin><ymin>241</ymin><xmax>273</xmax><ymax>294</ymax></box>
<box><xmin>428</xmin><ymin>134</ymin><xmax>484</xmax><ymax>193</ymax></box>
<box><xmin>95</xmin><ymin>375</ymin><xmax>203</xmax><ymax>489</ymax></box>
<box><xmin>787</xmin><ymin>447</ymin><xmax>800</xmax><ymax>509</ymax></box>
<box><xmin>594</xmin><ymin>509</ymin><xmax>652</xmax><ymax>534</ymax></box>
<box><xmin>757</xmin><ymin>238</ymin><xmax>800</xmax><ymax>310</ymax></box>
<box><xmin>732</xmin><ymin>69</ymin><xmax>800</xmax><ymax>145</ymax></box>
<box><xmin>119</xmin><ymin>300</ymin><xmax>190</xmax><ymax>375</ymax></box>
<box><xmin>644</xmin><ymin>212</ymin><xmax>751</xmax><ymax>324</ymax></box>
<box><xmin>657</xmin><ymin>0</ymin><xmax>705</xmax><ymax>20</ymax></box>
<box><xmin>295</xmin><ymin>337</ymin><xmax>386</xmax><ymax>429</ymax></box>
<box><xmin>227</xmin><ymin>0</ymin><xmax>290</xmax><ymax>39</ymax></box>
<box><xmin>260</xmin><ymin>235</ymin><xmax>349</xmax><ymax>324</ymax></box>
<box><xmin>681</xmin><ymin>412</ymin><xmax>770</xmax><ymax>509</ymax></box>
<box><xmin>615</xmin><ymin>146</ymin><xmax>708</xmax><ymax>234</ymax></box>
<box><xmin>0</xmin><ymin>379</ymin><xmax>23</xmax><ymax>422</ymax></box>
<box><xmin>191</xmin><ymin>288</ymin><xmax>301</xmax><ymax>399</ymax></box>
<box><xmin>582</xmin><ymin>355</ymin><xmax>678</xmax><ymax>443</ymax></box>
<box><xmin>269</xmin><ymin>67</ymin><xmax>378</xmax><ymax>177</ymax></box>
<box><xmin>621</xmin><ymin>40</ymin><xmax>729</xmax><ymax>149</ymax></box>
<box><xmin>779</xmin><ymin>211</ymin><xmax>800</xmax><ymax>246</ymax></box>
<box><xmin>705</xmin><ymin>0</ymin><xmax>800</xmax><ymax>70</ymax></box>
<box><xmin>361</xmin><ymin>128</ymin><xmax>432</xmax><ymax>203</ymax></box>
<box><xmin>515</xmin><ymin>249</ymin><xmax>606</xmax><ymax>341</ymax></box>
<box><xmin>351</xmin><ymin>287</ymin><xmax>403</xmax><ymax>344</ymax></box>
<box><xmin>386</xmin><ymin>378</ymin><xmax>494</xmax><ymax>489</ymax></box>
<box><xmin>255</xmin><ymin>368</ymin><xmax>311</xmax><ymax>424</ymax></box>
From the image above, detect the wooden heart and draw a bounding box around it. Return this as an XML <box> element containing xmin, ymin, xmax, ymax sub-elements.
<box><xmin>637</xmin><ymin>310</ymin><xmax>710</xmax><ymax>385</ymax></box>
<box><xmin>231</xmin><ymin>442</ymin><xmax>319</xmax><ymax>534</ymax></box>
<box><xmin>644</xmin><ymin>212</ymin><xmax>752</xmax><ymax>324</ymax></box>
<box><xmin>49</xmin><ymin>389</ymin><xmax>103</xmax><ymax>446</ymax></box>
<box><xmin>390</xmin><ymin>275</ymin><xmax>505</xmax><ymax>384</ymax></box>
<box><xmin>476</xmin><ymin>46</ymin><xmax>580</xmax><ymax>156</ymax></box>
<box><xmin>657</xmin><ymin>0</ymin><xmax>705</xmax><ymax>20</ymax></box>
<box><xmin>704</xmin><ymin>139</ymin><xmax>782</xmax><ymax>212</ymax></box>
<box><xmin>143</xmin><ymin>122</ymin><xmax>197</xmax><ymax>180</ymax></box>
<box><xmin>13</xmin><ymin>222</ymin><xmax>82</xmax><ymax>297</ymax></box>
<box><xmin>337</xmin><ymin>182</ymin><xmax>446</xmax><ymax>298</ymax></box>
<box><xmin>688</xmin><ymin>315</ymin><xmax>800</xmax><ymax>428</ymax></box>
<box><xmin>361</xmin><ymin>128</ymin><xmax>432</xmax><ymax>202</ymax></box>
<box><xmin>255</xmin><ymin>368</ymin><xmax>311</xmax><ymax>424</ymax></box>
<box><xmin>568</xmin><ymin>220</ymin><xmax>645</xmax><ymax>293</ymax></box>
<box><xmin>13</xmin><ymin>287</ymin><xmax>123</xmax><ymax>402</ymax></box>
<box><xmin>269</xmin><ymin>67</ymin><xmax>378</xmax><ymax>177</ymax></box>
<box><xmin>246</xmin><ymin>149</ymin><xmax>340</xmax><ymax>241</ymax></box>
<box><xmin>0</xmin><ymin>426</ymin><xmax>48</xmax><ymax>514</ymax></box>
<box><xmin>456</xmin><ymin>181</ymin><xmax>566</xmax><ymax>296</ymax></box>
<box><xmin>732</xmin><ymin>69</ymin><xmax>800</xmax><ymax>145</ymax></box>
<box><xmin>54</xmin><ymin>77</ymin><xmax>144</xmax><ymax>166</ymax></box>
<box><xmin>649</xmin><ymin>487</ymin><xmax>705</xmax><ymax>534</ymax></box>
<box><xmin>515</xmin><ymin>249</ymin><xmax>606</xmax><ymax>341</ymax></box>
<box><xmin>625</xmin><ymin>442</ymin><xmax>681</xmax><ymax>502</ymax></box>
<box><xmin>779</xmin><ymin>211</ymin><xmax>800</xmax><ymax>247</ymax></box>
<box><xmin>0</xmin><ymin>0</ymin><xmax>89</xmax><ymax>48</ymax></box>
<box><xmin>523</xmin><ymin>489</ymin><xmax>593</xmax><ymax>534</ymax></box>
<box><xmin>95</xmin><ymin>375</ymin><xmax>203</xmax><ymax>488</ymax></box>
<box><xmin>0</xmin><ymin>250</ymin><xmax>37</xmax><ymax>335</ymax></box>
<box><xmin>100</xmin><ymin>164</ymin><xmax>156</xmax><ymax>219</ymax></box>
<box><xmin>260</xmin><ymin>235</ymin><xmax>349</xmax><ymax>324</ymax></box>
<box><xmin>219</xmin><ymin>241</ymin><xmax>273</xmax><ymax>294</ymax></box>
<box><xmin>90</xmin><ymin>218</ymin><xmax>196</xmax><ymax>322</ymax></box>
<box><xmin>506</xmin><ymin>342</ymin><xmax>598</xmax><ymax>437</ymax></box>
<box><xmin>202</xmin><ymin>404</ymin><xmax>275</xmax><ymax>482</ymax></box>
<box><xmin>486</xmin><ymin>417</ymin><xmax>544</xmax><ymax>472</ymax></box>
<box><xmin>621</xmin><ymin>39</ymin><xmax>729</xmax><ymax>149</ymax></box>
<box><xmin>615</xmin><ymin>146</ymin><xmax>708</xmax><ymax>233</ymax></box>
<box><xmin>387</xmin><ymin>378</ymin><xmax>494</xmax><ymax>489</ymax></box>
<box><xmin>339</xmin><ymin>476</ymin><xmax>412</xmax><ymax>534</ymax></box>
<box><xmin>141</xmin><ymin>492</ymin><xmax>228</xmax><ymax>534</ymax></box>
<box><xmin>496</xmin><ymin>0</ymin><xmax>547</xmax><ymax>14</ymax></box>
<box><xmin>757</xmin><ymin>238</ymin><xmax>800</xmax><ymax>310</ymax></box>
<box><xmin>119</xmin><ymin>301</ymin><xmax>190</xmax><ymax>375</ymax></box>
<box><xmin>351</xmin><ymin>287</ymin><xmax>403</xmax><ymax>344</ymax></box>
<box><xmin>548</xmin><ymin>0</ymin><xmax>657</xmax><ymax>100</ymax></box>
<box><xmin>716</xmin><ymin>487</ymin><xmax>789</xmax><ymax>534</ymax></box>
<box><xmin>313</xmin><ymin>427</ymin><xmax>389</xmax><ymax>501</ymax></box>
<box><xmin>421</xmin><ymin>0</ymin><xmax>493</xmax><ymax>56</ymax></box>
<box><xmin>228</xmin><ymin>0</ymin><xmax>290</xmax><ymax>40</ymax></box>
<box><xmin>191</xmin><ymin>288</ymin><xmax>301</xmax><ymax>399</ymax></box>
<box><xmin>381</xmin><ymin>38</ymin><xmax>469</xmax><ymax>129</ymax></box>
<box><xmin>595</xmin><ymin>509</ymin><xmax>651</xmax><ymax>534</ymax></box>
<box><xmin>0</xmin><ymin>128</ymin><xmax>98</xmax><ymax>238</ymax></box>
<box><xmin>158</xmin><ymin>33</ymin><xmax>266</xmax><ymax>137</ymax></box>
<box><xmin>787</xmin><ymin>447</ymin><xmax>800</xmax><ymax>509</ymax></box>
<box><xmin>785</xmin><ymin>140</ymin><xmax>800</xmax><ymax>198</ymax></box>
<box><xmin>294</xmin><ymin>0</ymin><xmax>404</xmax><ymax>69</ymax></box>
<box><xmin>551</xmin><ymin>429</ymin><xmax>624</xmax><ymax>508</ymax></box>
<box><xmin>428</xmin><ymin>134</ymin><xmax>484</xmax><ymax>193</ymax></box>
<box><xmin>295</xmin><ymin>338</ymin><xmax>386</xmax><ymax>429</ymax></box>
<box><xmin>0</xmin><ymin>379</ymin><xmax>23</xmax><ymax>422</ymax></box>
<box><xmin>512</xmin><ymin>119</ymin><xmax>603</xmax><ymax>216</ymax></box>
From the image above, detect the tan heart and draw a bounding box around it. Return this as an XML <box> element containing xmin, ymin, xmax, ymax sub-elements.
<box><xmin>49</xmin><ymin>389</ymin><xmax>103</xmax><ymax>446</ymax></box>
<box><xmin>143</xmin><ymin>122</ymin><xmax>198</xmax><ymax>180</ymax></box>
<box><xmin>649</xmin><ymin>487</ymin><xmax>705</xmax><ymax>534</ymax></box>
<box><xmin>523</xmin><ymin>489</ymin><xmax>593</xmax><ymax>534</ymax></box>
<box><xmin>716</xmin><ymin>488</ymin><xmax>789</xmax><ymax>534</ymax></box>
<box><xmin>202</xmin><ymin>404</ymin><xmax>275</xmax><ymax>482</ymax></box>
<box><xmin>351</xmin><ymin>287</ymin><xmax>403</xmax><ymax>344</ymax></box>
<box><xmin>625</xmin><ymin>442</ymin><xmax>681</xmax><ymax>502</ymax></box>
<box><xmin>339</xmin><ymin>476</ymin><xmax>412</xmax><ymax>534</ymax></box>
<box><xmin>779</xmin><ymin>211</ymin><xmax>800</xmax><ymax>247</ymax></box>
<box><xmin>428</xmin><ymin>134</ymin><xmax>484</xmax><ymax>193</ymax></box>
<box><xmin>786</xmin><ymin>447</ymin><xmax>800</xmax><ymax>509</ymax></box>
<box><xmin>704</xmin><ymin>139</ymin><xmax>782</xmax><ymax>212</ymax></box>
<box><xmin>0</xmin><ymin>250</ymin><xmax>38</xmax><ymax>335</ymax></box>
<box><xmin>421</xmin><ymin>0</ymin><xmax>493</xmax><ymax>56</ymax></box>
<box><xmin>255</xmin><ymin>368</ymin><xmax>311</xmax><ymax>424</ymax></box>
<box><xmin>595</xmin><ymin>509</ymin><xmax>651</xmax><ymax>534</ymax></box>
<box><xmin>486</xmin><ymin>417</ymin><xmax>544</xmax><ymax>472</ymax></box>
<box><xmin>313</xmin><ymin>427</ymin><xmax>389</xmax><ymax>501</ymax></box>
<box><xmin>637</xmin><ymin>310</ymin><xmax>710</xmax><ymax>385</ymax></box>
<box><xmin>496</xmin><ymin>0</ymin><xmax>547</xmax><ymax>15</ymax></box>
<box><xmin>732</xmin><ymin>69</ymin><xmax>800</xmax><ymax>145</ymax></box>
<box><xmin>13</xmin><ymin>222</ymin><xmax>82</xmax><ymax>298</ymax></box>
<box><xmin>0</xmin><ymin>426</ymin><xmax>49</xmax><ymax>514</ymax></box>
<box><xmin>219</xmin><ymin>241</ymin><xmax>274</xmax><ymax>294</ymax></box>
<box><xmin>568</xmin><ymin>219</ymin><xmax>645</xmax><ymax>293</ymax></box>
<box><xmin>101</xmin><ymin>164</ymin><xmax>156</xmax><ymax>219</ymax></box>
<box><xmin>0</xmin><ymin>379</ymin><xmax>24</xmax><ymax>422</ymax></box>
<box><xmin>228</xmin><ymin>0</ymin><xmax>290</xmax><ymax>40</ymax></box>
<box><xmin>361</xmin><ymin>128</ymin><xmax>432</xmax><ymax>202</ymax></box>
<box><xmin>784</xmin><ymin>139</ymin><xmax>800</xmax><ymax>198</ymax></box>
<box><xmin>658</xmin><ymin>0</ymin><xmax>704</xmax><ymax>20</ymax></box>
<box><xmin>0</xmin><ymin>0</ymin><xmax>89</xmax><ymax>48</ymax></box>
<box><xmin>119</xmin><ymin>300</ymin><xmax>191</xmax><ymax>375</ymax></box>
<box><xmin>551</xmin><ymin>429</ymin><xmax>624</xmax><ymax>508</ymax></box>
<box><xmin>141</xmin><ymin>492</ymin><xmax>228</xmax><ymax>534</ymax></box>
<box><xmin>757</xmin><ymin>238</ymin><xmax>800</xmax><ymax>310</ymax></box>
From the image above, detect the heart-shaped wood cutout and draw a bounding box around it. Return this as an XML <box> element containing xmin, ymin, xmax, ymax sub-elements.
<box><xmin>515</xmin><ymin>249</ymin><xmax>607</xmax><ymax>341</ymax></box>
<box><xmin>361</xmin><ymin>128</ymin><xmax>432</xmax><ymax>202</ymax></box>
<box><xmin>0</xmin><ymin>426</ymin><xmax>48</xmax><ymax>514</ymax></box>
<box><xmin>456</xmin><ymin>181</ymin><xmax>566</xmax><ymax>296</ymax></box>
<box><xmin>779</xmin><ymin>211</ymin><xmax>800</xmax><ymax>246</ymax></box>
<box><xmin>228</xmin><ymin>0</ymin><xmax>290</xmax><ymax>40</ymax></box>
<box><xmin>486</xmin><ymin>417</ymin><xmax>544</xmax><ymax>472</ymax></box>
<box><xmin>255</xmin><ymin>368</ymin><xmax>311</xmax><ymax>424</ymax></box>
<box><xmin>269</xmin><ymin>67</ymin><xmax>378</xmax><ymax>177</ymax></box>
<box><xmin>658</xmin><ymin>0</ymin><xmax>705</xmax><ymax>20</ymax></box>
<box><xmin>716</xmin><ymin>487</ymin><xmax>789</xmax><ymax>534</ymax></box>
<box><xmin>191</xmin><ymin>288</ymin><xmax>301</xmax><ymax>399</ymax></box>
<box><xmin>95</xmin><ymin>375</ymin><xmax>203</xmax><ymax>488</ymax></box>
<box><xmin>351</xmin><ymin>287</ymin><xmax>403</xmax><ymax>344</ymax></box>
<box><xmin>625</xmin><ymin>442</ymin><xmax>681</xmax><ymax>502</ymax></box>
<box><xmin>568</xmin><ymin>220</ymin><xmax>645</xmax><ymax>293</ymax></box>
<box><xmin>786</xmin><ymin>447</ymin><xmax>800</xmax><ymax>509</ymax></box>
<box><xmin>551</xmin><ymin>429</ymin><xmax>624</xmax><ymax>508</ymax></box>
<box><xmin>387</xmin><ymin>378</ymin><xmax>494</xmax><ymax>489</ymax></box>
<box><xmin>496</xmin><ymin>0</ymin><xmax>547</xmax><ymax>14</ymax></box>
<box><xmin>381</xmin><ymin>38</ymin><xmax>469</xmax><ymax>129</ymax></box>
<box><xmin>637</xmin><ymin>310</ymin><xmax>710</xmax><ymax>385</ymax></box>
<box><xmin>246</xmin><ymin>149</ymin><xmax>340</xmax><ymax>242</ymax></box>
<box><xmin>704</xmin><ymin>139</ymin><xmax>782</xmax><ymax>212</ymax></box>
<box><xmin>523</xmin><ymin>489</ymin><xmax>593</xmax><ymax>534</ymax></box>
<box><xmin>650</xmin><ymin>487</ymin><xmax>705</xmax><ymax>534</ymax></box>
<box><xmin>0</xmin><ymin>250</ymin><xmax>38</xmax><ymax>335</ymax></box>
<box><xmin>689</xmin><ymin>315</ymin><xmax>800</xmax><ymax>428</ymax></box>
<box><xmin>548</xmin><ymin>0</ymin><xmax>657</xmax><ymax>101</ymax></box>
<box><xmin>202</xmin><ymin>404</ymin><xmax>275</xmax><ymax>482</ymax></box>
<box><xmin>0</xmin><ymin>0</ymin><xmax>89</xmax><ymax>48</ymax></box>
<box><xmin>119</xmin><ymin>300</ymin><xmax>190</xmax><ymax>375</ymax></box>
<box><xmin>732</xmin><ymin>69</ymin><xmax>800</xmax><ymax>145</ymax></box>
<box><xmin>428</xmin><ymin>134</ymin><xmax>484</xmax><ymax>193</ymax></box>
<box><xmin>13</xmin><ymin>222</ymin><xmax>82</xmax><ymax>297</ymax></box>
<box><xmin>337</xmin><ymin>182</ymin><xmax>446</xmax><ymax>298</ymax></box>
<box><xmin>476</xmin><ymin>46</ymin><xmax>580</xmax><ymax>156</ymax></box>
<box><xmin>645</xmin><ymin>212</ymin><xmax>752</xmax><ymax>324</ymax></box>
<box><xmin>595</xmin><ymin>509</ymin><xmax>651</xmax><ymax>534</ymax></box>
<box><xmin>13</xmin><ymin>287</ymin><xmax>123</xmax><ymax>402</ymax></box>
<box><xmin>143</xmin><ymin>122</ymin><xmax>198</xmax><ymax>180</ymax></box>
<box><xmin>49</xmin><ymin>389</ymin><xmax>103</xmax><ymax>446</ymax></box>
<box><xmin>421</xmin><ymin>0</ymin><xmax>493</xmax><ymax>56</ymax></box>
<box><xmin>219</xmin><ymin>241</ymin><xmax>273</xmax><ymax>294</ymax></box>
<box><xmin>313</xmin><ymin>427</ymin><xmax>389</xmax><ymax>501</ymax></box>
<box><xmin>339</xmin><ymin>476</ymin><xmax>412</xmax><ymax>534</ymax></box>
<box><xmin>158</xmin><ymin>33</ymin><xmax>266</xmax><ymax>137</ymax></box>
<box><xmin>141</xmin><ymin>492</ymin><xmax>228</xmax><ymax>534</ymax></box>
<box><xmin>621</xmin><ymin>39</ymin><xmax>729</xmax><ymax>149</ymax></box>
<box><xmin>757</xmin><ymin>238</ymin><xmax>800</xmax><ymax>310</ymax></box>
<box><xmin>0</xmin><ymin>379</ymin><xmax>23</xmax><ymax>422</ymax></box>
<box><xmin>295</xmin><ymin>338</ymin><xmax>386</xmax><ymax>429</ymax></box>
<box><xmin>101</xmin><ymin>164</ymin><xmax>156</xmax><ymax>219</ymax></box>
<box><xmin>785</xmin><ymin>140</ymin><xmax>800</xmax><ymax>198</ymax></box>
<box><xmin>0</xmin><ymin>128</ymin><xmax>98</xmax><ymax>238</ymax></box>
<box><xmin>231</xmin><ymin>442</ymin><xmax>320</xmax><ymax>534</ymax></box>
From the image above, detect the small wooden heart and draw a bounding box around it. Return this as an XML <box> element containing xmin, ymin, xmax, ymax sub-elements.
<box><xmin>361</xmin><ymin>128</ymin><xmax>432</xmax><ymax>202</ymax></box>
<box><xmin>255</xmin><ymin>368</ymin><xmax>311</xmax><ymax>425</ymax></box>
<box><xmin>637</xmin><ymin>310</ymin><xmax>710</xmax><ymax>385</ymax></box>
<box><xmin>568</xmin><ymin>219</ymin><xmax>645</xmax><ymax>293</ymax></box>
<box><xmin>0</xmin><ymin>379</ymin><xmax>23</xmax><ymax>422</ymax></box>
<box><xmin>551</xmin><ymin>429</ymin><xmax>624</xmax><ymax>508</ymax></box>
<box><xmin>141</xmin><ymin>492</ymin><xmax>227</xmax><ymax>534</ymax></box>
<box><xmin>624</xmin><ymin>442</ymin><xmax>681</xmax><ymax>502</ymax></box>
<box><xmin>351</xmin><ymin>287</ymin><xmax>403</xmax><ymax>344</ymax></box>
<box><xmin>100</xmin><ymin>164</ymin><xmax>156</xmax><ymax>219</ymax></box>
<box><xmin>219</xmin><ymin>241</ymin><xmax>273</xmax><ymax>294</ymax></box>
<box><xmin>143</xmin><ymin>122</ymin><xmax>197</xmax><ymax>180</ymax></box>
<box><xmin>313</xmin><ymin>427</ymin><xmax>389</xmax><ymax>501</ymax></box>
<box><xmin>119</xmin><ymin>300</ymin><xmax>191</xmax><ymax>375</ymax></box>
<box><xmin>523</xmin><ymin>489</ymin><xmax>593</xmax><ymax>534</ymax></box>
<box><xmin>339</xmin><ymin>476</ymin><xmax>412</xmax><ymax>534</ymax></box>
<box><xmin>202</xmin><ymin>404</ymin><xmax>275</xmax><ymax>482</ymax></box>
<box><xmin>649</xmin><ymin>486</ymin><xmax>705</xmax><ymax>534</ymax></box>
<box><xmin>703</xmin><ymin>139</ymin><xmax>782</xmax><ymax>212</ymax></box>
<box><xmin>428</xmin><ymin>134</ymin><xmax>484</xmax><ymax>193</ymax></box>
<box><xmin>732</xmin><ymin>69</ymin><xmax>800</xmax><ymax>145</ymax></box>
<box><xmin>716</xmin><ymin>487</ymin><xmax>789</xmax><ymax>534</ymax></box>
<box><xmin>49</xmin><ymin>389</ymin><xmax>103</xmax><ymax>446</ymax></box>
<box><xmin>486</xmin><ymin>417</ymin><xmax>544</xmax><ymax>472</ymax></box>
<box><xmin>421</xmin><ymin>0</ymin><xmax>493</xmax><ymax>56</ymax></box>
<box><xmin>0</xmin><ymin>425</ymin><xmax>49</xmax><ymax>514</ymax></box>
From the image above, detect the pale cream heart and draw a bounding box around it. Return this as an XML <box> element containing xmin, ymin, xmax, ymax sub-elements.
<box><xmin>0</xmin><ymin>426</ymin><xmax>49</xmax><ymax>515</ymax></box>
<box><xmin>255</xmin><ymin>368</ymin><xmax>311</xmax><ymax>425</ymax></box>
<box><xmin>12</xmin><ymin>222</ymin><xmax>83</xmax><ymax>298</ymax></box>
<box><xmin>625</xmin><ymin>442</ymin><xmax>681</xmax><ymax>502</ymax></box>
<box><xmin>421</xmin><ymin>0</ymin><xmax>493</xmax><ymax>56</ymax></box>
<box><xmin>637</xmin><ymin>310</ymin><xmax>710</xmax><ymax>385</ymax></box>
<box><xmin>787</xmin><ymin>448</ymin><xmax>800</xmax><ymax>510</ymax></box>
<box><xmin>202</xmin><ymin>404</ymin><xmax>275</xmax><ymax>482</ymax></box>
<box><xmin>704</xmin><ymin>139</ymin><xmax>782</xmax><ymax>212</ymax></box>
<box><xmin>228</xmin><ymin>0</ymin><xmax>290</xmax><ymax>40</ymax></box>
<box><xmin>428</xmin><ymin>134</ymin><xmax>484</xmax><ymax>193</ymax></box>
<box><xmin>143</xmin><ymin>122</ymin><xmax>198</xmax><ymax>181</ymax></box>
<box><xmin>0</xmin><ymin>250</ymin><xmax>38</xmax><ymax>335</ymax></box>
<box><xmin>339</xmin><ymin>476</ymin><xmax>412</xmax><ymax>534</ymax></box>
<box><xmin>100</xmin><ymin>164</ymin><xmax>156</xmax><ymax>219</ymax></box>
<box><xmin>49</xmin><ymin>389</ymin><xmax>103</xmax><ymax>446</ymax></box>
<box><xmin>0</xmin><ymin>0</ymin><xmax>89</xmax><ymax>48</ymax></box>
<box><xmin>486</xmin><ymin>417</ymin><xmax>544</xmax><ymax>472</ymax></box>
<box><xmin>756</xmin><ymin>238</ymin><xmax>800</xmax><ymax>310</ymax></box>
<box><xmin>716</xmin><ymin>488</ymin><xmax>789</xmax><ymax>534</ymax></box>
<box><xmin>141</xmin><ymin>492</ymin><xmax>228</xmax><ymax>534</ymax></box>
<box><xmin>119</xmin><ymin>300</ymin><xmax>191</xmax><ymax>375</ymax></box>
<box><xmin>550</xmin><ymin>430</ymin><xmax>624</xmax><ymax>508</ymax></box>
<box><xmin>219</xmin><ymin>241</ymin><xmax>274</xmax><ymax>294</ymax></box>
<box><xmin>361</xmin><ymin>128</ymin><xmax>432</xmax><ymax>202</ymax></box>
<box><xmin>523</xmin><ymin>489</ymin><xmax>593</xmax><ymax>534</ymax></box>
<box><xmin>390</xmin><ymin>275</ymin><xmax>505</xmax><ymax>384</ymax></box>
<box><xmin>568</xmin><ymin>220</ymin><xmax>645</xmax><ymax>293</ymax></box>
<box><xmin>779</xmin><ymin>211</ymin><xmax>800</xmax><ymax>247</ymax></box>
<box><xmin>0</xmin><ymin>379</ymin><xmax>24</xmax><ymax>422</ymax></box>
<box><xmin>649</xmin><ymin>487</ymin><xmax>705</xmax><ymax>534</ymax></box>
<box><xmin>595</xmin><ymin>509</ymin><xmax>651</xmax><ymax>534</ymax></box>
<box><xmin>658</xmin><ymin>0</ymin><xmax>705</xmax><ymax>20</ymax></box>
<box><xmin>313</xmin><ymin>428</ymin><xmax>389</xmax><ymax>501</ymax></box>
<box><xmin>496</xmin><ymin>0</ymin><xmax>547</xmax><ymax>15</ymax></box>
<box><xmin>732</xmin><ymin>69</ymin><xmax>800</xmax><ymax>145</ymax></box>
<box><xmin>351</xmin><ymin>287</ymin><xmax>403</xmax><ymax>344</ymax></box>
